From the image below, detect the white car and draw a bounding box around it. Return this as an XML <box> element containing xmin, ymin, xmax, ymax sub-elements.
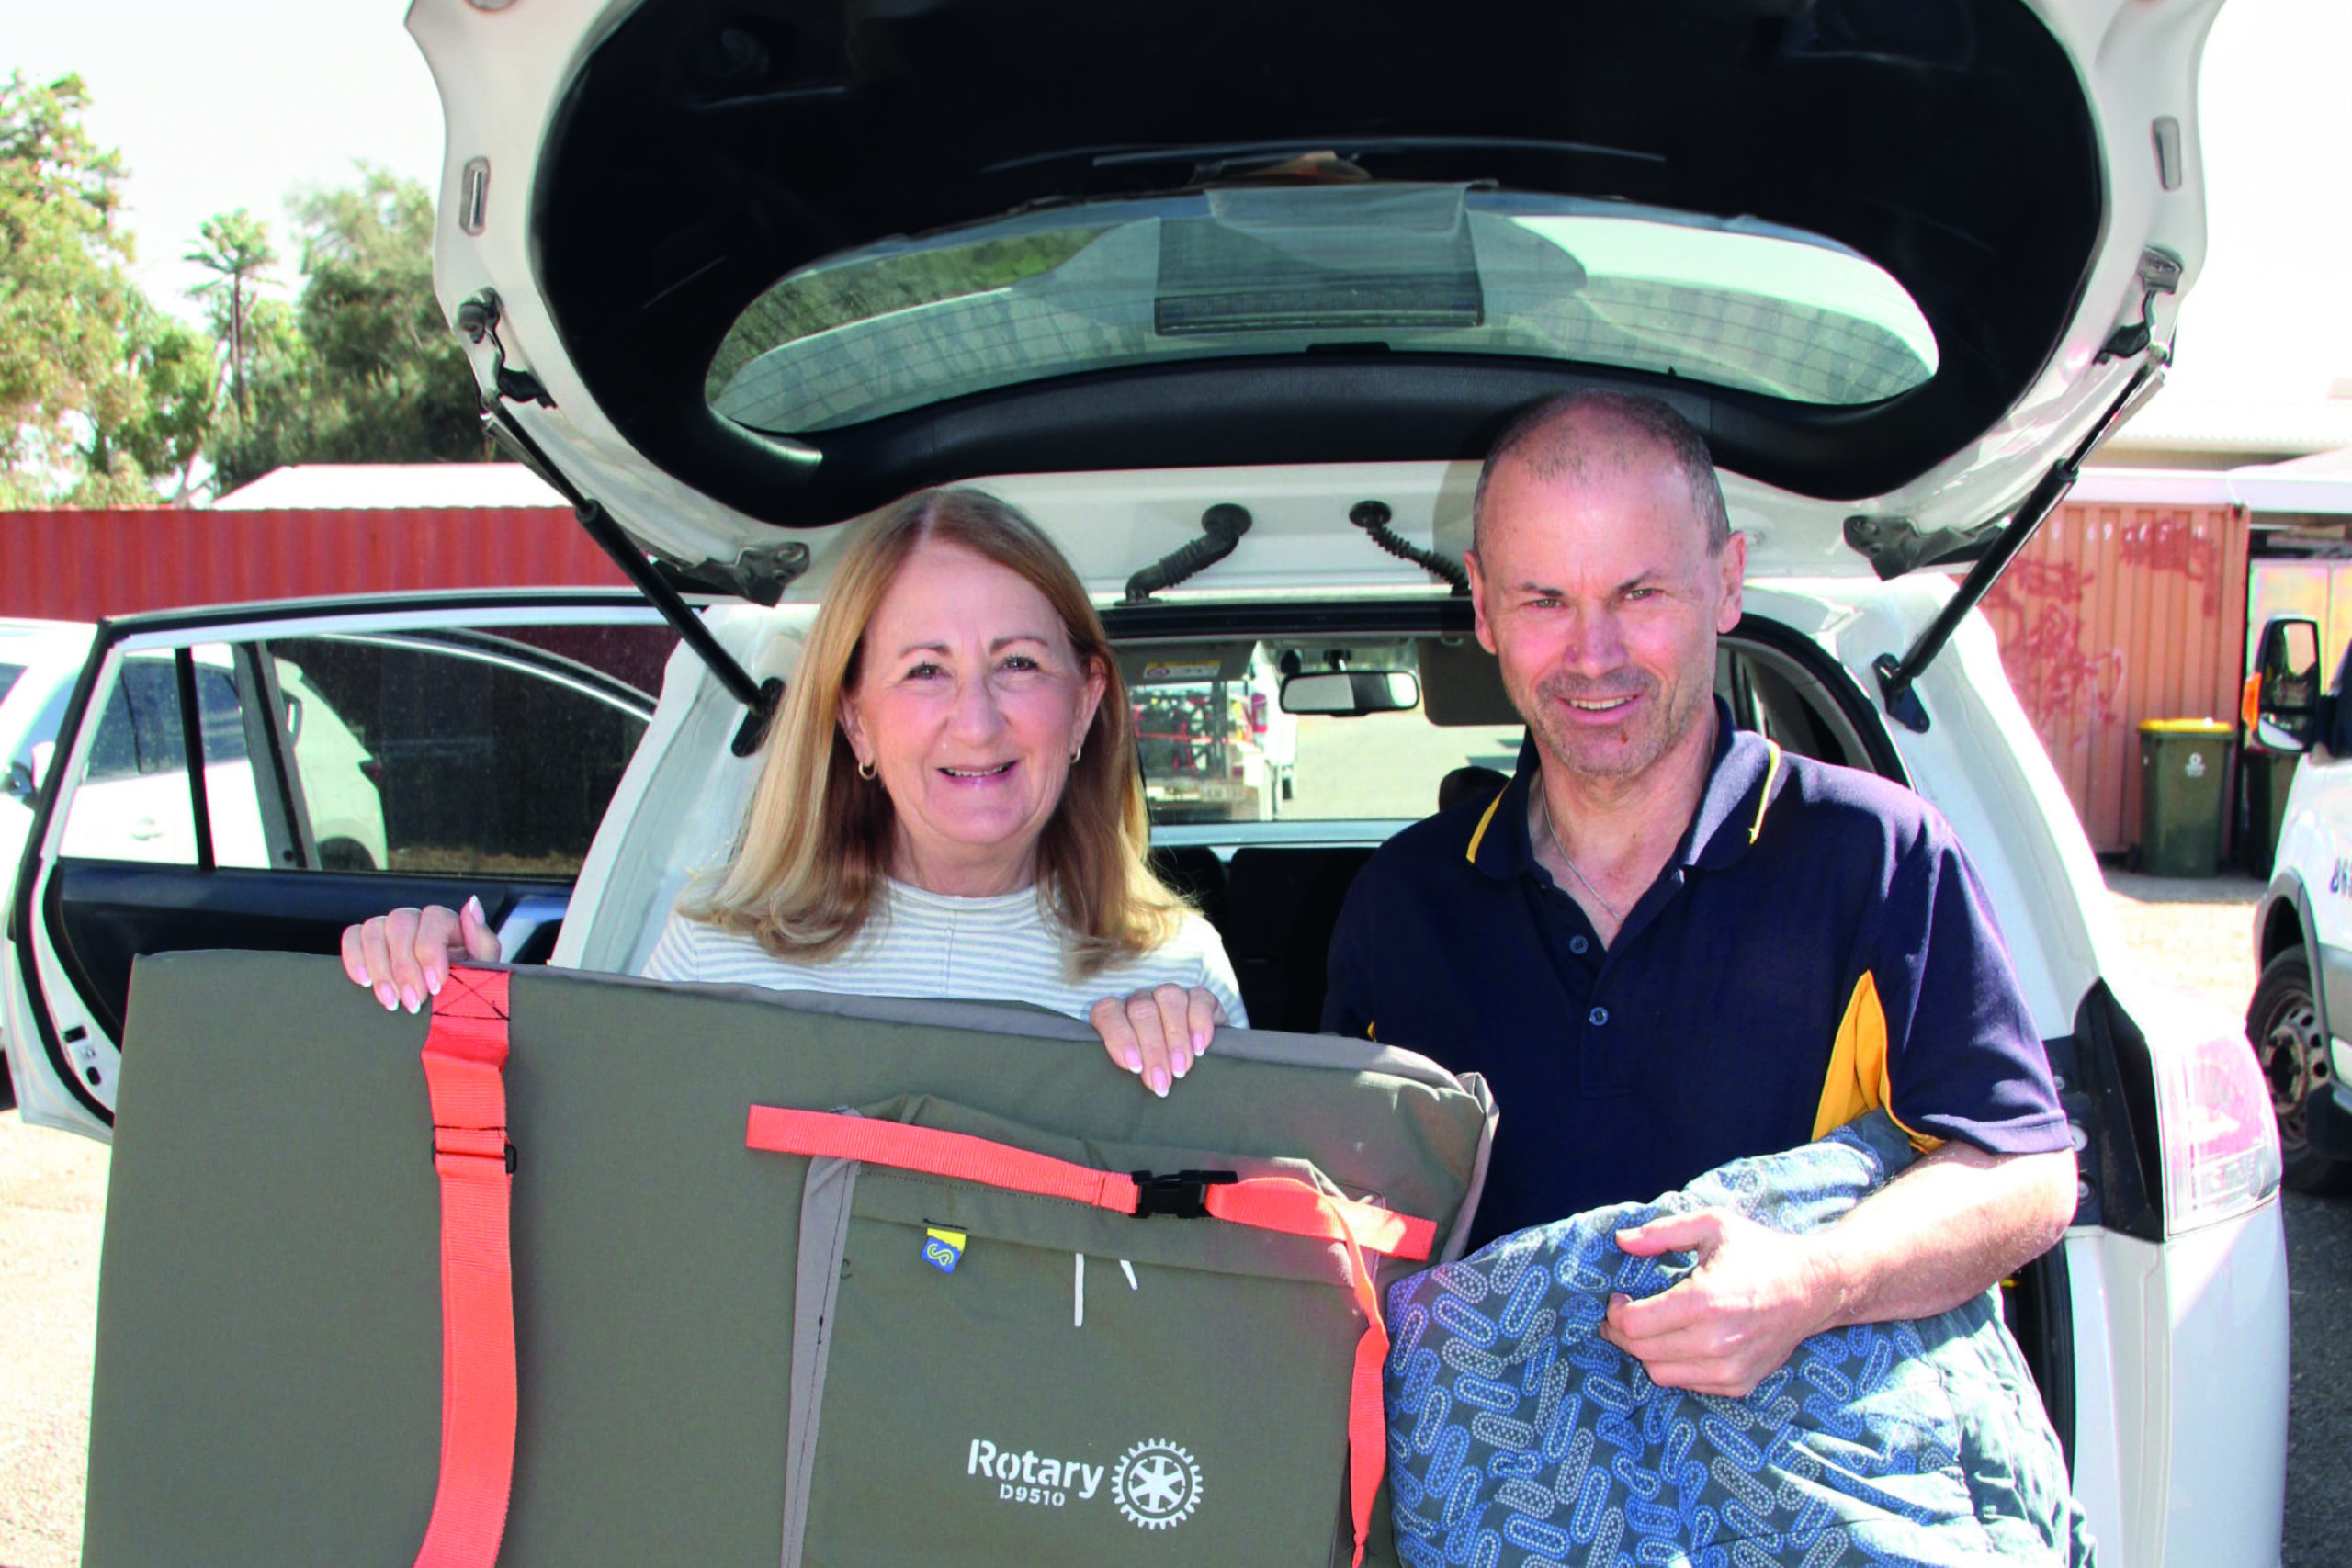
<box><xmin>2245</xmin><ymin>614</ymin><xmax>2352</xmax><ymax>1192</ymax></box>
<box><xmin>4</xmin><ymin>0</ymin><xmax>2286</xmax><ymax>1562</ymax></box>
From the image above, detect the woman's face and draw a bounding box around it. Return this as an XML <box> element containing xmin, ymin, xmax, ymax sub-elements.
<box><xmin>838</xmin><ymin>539</ymin><xmax>1106</xmax><ymax>896</ymax></box>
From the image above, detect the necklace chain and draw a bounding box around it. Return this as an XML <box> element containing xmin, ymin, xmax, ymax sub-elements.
<box><xmin>1537</xmin><ymin>788</ymin><xmax>1624</xmax><ymax>926</ymax></box>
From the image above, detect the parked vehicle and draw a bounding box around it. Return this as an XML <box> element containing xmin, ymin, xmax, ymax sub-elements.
<box><xmin>5</xmin><ymin>0</ymin><xmax>2284</xmax><ymax>1562</ymax></box>
<box><xmin>0</xmin><ymin>594</ymin><xmax>675</xmax><ymax>1129</ymax></box>
<box><xmin>2245</xmin><ymin>613</ymin><xmax>2352</xmax><ymax>1192</ymax></box>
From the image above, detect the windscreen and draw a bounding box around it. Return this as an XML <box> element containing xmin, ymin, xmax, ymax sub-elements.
<box><xmin>708</xmin><ymin>187</ymin><xmax>1937</xmax><ymax>437</ymax></box>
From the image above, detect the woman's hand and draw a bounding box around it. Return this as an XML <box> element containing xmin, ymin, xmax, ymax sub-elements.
<box><xmin>1090</xmin><ymin>984</ymin><xmax>1225</xmax><ymax>1099</ymax></box>
<box><xmin>341</xmin><ymin>897</ymin><xmax>500</xmax><ymax>1012</ymax></box>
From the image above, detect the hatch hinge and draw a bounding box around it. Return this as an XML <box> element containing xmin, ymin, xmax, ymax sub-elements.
<box><xmin>1841</xmin><ymin>513</ymin><xmax>2004</xmax><ymax>581</ymax></box>
<box><xmin>453</xmin><ymin>288</ymin><xmax>553</xmax><ymax>408</ymax></box>
<box><xmin>2097</xmin><ymin>247</ymin><xmax>2185</xmax><ymax>366</ymax></box>
<box><xmin>1124</xmin><ymin>504</ymin><xmax>1252</xmax><ymax>603</ymax></box>
<box><xmin>1350</xmin><ymin>500</ymin><xmax>1469</xmax><ymax>593</ymax></box>
<box><xmin>481</xmin><ymin>402</ymin><xmax>777</xmax><ymax>748</ymax></box>
<box><xmin>1872</xmin><ymin>365</ymin><xmax>2164</xmax><ymax>733</ymax></box>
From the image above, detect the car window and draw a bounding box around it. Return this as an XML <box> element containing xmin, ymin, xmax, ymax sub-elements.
<box><xmin>709</xmin><ymin>190</ymin><xmax>1937</xmax><ymax>436</ymax></box>
<box><xmin>60</xmin><ymin>654</ymin><xmax>198</xmax><ymax>863</ymax></box>
<box><xmin>244</xmin><ymin>629</ymin><xmax>656</xmax><ymax>878</ymax></box>
<box><xmin>0</xmin><ymin>660</ymin><xmax>25</xmax><ymax>702</ymax></box>
<box><xmin>1125</xmin><ymin>638</ymin><xmax>1523</xmax><ymax>827</ymax></box>
<box><xmin>54</xmin><ymin>624</ymin><xmax>669</xmax><ymax>877</ymax></box>
<box><xmin>1123</xmin><ymin>633</ymin><xmax>1863</xmax><ymax>834</ymax></box>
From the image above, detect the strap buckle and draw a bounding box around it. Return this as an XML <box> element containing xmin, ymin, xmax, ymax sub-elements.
<box><xmin>435</xmin><ymin>1126</ymin><xmax>518</xmax><ymax>1173</ymax></box>
<box><xmin>1128</xmin><ymin>1168</ymin><xmax>1238</xmax><ymax>1219</ymax></box>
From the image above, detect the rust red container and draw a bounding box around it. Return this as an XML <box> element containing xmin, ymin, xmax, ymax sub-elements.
<box><xmin>1978</xmin><ymin>498</ymin><xmax>2249</xmax><ymax>855</ymax></box>
<box><xmin>0</xmin><ymin>507</ymin><xmax>628</xmax><ymax>622</ymax></box>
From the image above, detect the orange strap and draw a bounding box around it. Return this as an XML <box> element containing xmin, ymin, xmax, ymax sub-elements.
<box><xmin>414</xmin><ymin>967</ymin><xmax>517</xmax><ymax>1568</ymax></box>
<box><xmin>744</xmin><ymin>1104</ymin><xmax>1428</xmax><ymax>1565</ymax></box>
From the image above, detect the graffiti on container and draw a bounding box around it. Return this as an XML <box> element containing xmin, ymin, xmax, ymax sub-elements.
<box><xmin>1981</xmin><ymin>559</ymin><xmax>2127</xmax><ymax>732</ymax></box>
<box><xmin>2118</xmin><ymin>513</ymin><xmax>2223</xmax><ymax>615</ymax></box>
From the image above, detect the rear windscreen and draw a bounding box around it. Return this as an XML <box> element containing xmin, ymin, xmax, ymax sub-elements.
<box><xmin>708</xmin><ymin>188</ymin><xmax>1937</xmax><ymax>437</ymax></box>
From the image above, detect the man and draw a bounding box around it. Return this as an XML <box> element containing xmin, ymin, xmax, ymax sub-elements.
<box><xmin>1322</xmin><ymin>389</ymin><xmax>2078</xmax><ymax>1398</ymax></box>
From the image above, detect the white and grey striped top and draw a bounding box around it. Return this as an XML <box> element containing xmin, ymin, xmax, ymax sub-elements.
<box><xmin>641</xmin><ymin>878</ymin><xmax>1248</xmax><ymax>1026</ymax></box>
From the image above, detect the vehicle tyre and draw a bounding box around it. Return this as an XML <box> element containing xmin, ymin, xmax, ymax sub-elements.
<box><xmin>2246</xmin><ymin>949</ymin><xmax>2352</xmax><ymax>1194</ymax></box>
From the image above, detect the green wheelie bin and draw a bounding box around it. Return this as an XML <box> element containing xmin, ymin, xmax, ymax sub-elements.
<box><xmin>2137</xmin><ymin>717</ymin><xmax>2233</xmax><ymax>877</ymax></box>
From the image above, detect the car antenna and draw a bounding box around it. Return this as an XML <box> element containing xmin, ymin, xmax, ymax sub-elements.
<box><xmin>1123</xmin><ymin>504</ymin><xmax>1253</xmax><ymax>603</ymax></box>
<box><xmin>1348</xmin><ymin>501</ymin><xmax>1467</xmax><ymax>593</ymax></box>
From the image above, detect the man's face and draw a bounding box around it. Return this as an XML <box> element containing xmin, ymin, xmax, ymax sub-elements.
<box><xmin>1466</xmin><ymin>445</ymin><xmax>1746</xmax><ymax>787</ymax></box>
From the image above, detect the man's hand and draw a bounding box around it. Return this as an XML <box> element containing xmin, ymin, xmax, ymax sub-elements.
<box><xmin>1600</xmin><ymin>1210</ymin><xmax>1838</xmax><ymax>1397</ymax></box>
<box><xmin>1600</xmin><ymin>1144</ymin><xmax>2077</xmax><ymax>1398</ymax></box>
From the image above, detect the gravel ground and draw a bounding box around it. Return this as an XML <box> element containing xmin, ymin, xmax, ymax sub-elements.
<box><xmin>0</xmin><ymin>1103</ymin><xmax>106</xmax><ymax>1568</ymax></box>
<box><xmin>0</xmin><ymin>868</ymin><xmax>2333</xmax><ymax>1566</ymax></box>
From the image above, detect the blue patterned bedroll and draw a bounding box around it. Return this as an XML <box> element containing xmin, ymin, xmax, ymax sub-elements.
<box><xmin>1381</xmin><ymin>1111</ymin><xmax>2093</xmax><ymax>1568</ymax></box>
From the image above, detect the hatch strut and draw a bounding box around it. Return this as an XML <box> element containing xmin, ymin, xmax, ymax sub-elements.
<box><xmin>482</xmin><ymin>403</ymin><xmax>781</xmax><ymax>753</ymax></box>
<box><xmin>1872</xmin><ymin>367</ymin><xmax>2162</xmax><ymax>733</ymax></box>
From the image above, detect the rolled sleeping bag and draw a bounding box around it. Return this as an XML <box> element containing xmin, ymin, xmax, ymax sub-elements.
<box><xmin>1382</xmin><ymin>1111</ymin><xmax>2093</xmax><ymax>1568</ymax></box>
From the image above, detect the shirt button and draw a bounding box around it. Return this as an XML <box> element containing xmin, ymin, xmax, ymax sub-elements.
<box><xmin>1568</xmin><ymin>935</ymin><xmax>1589</xmax><ymax>955</ymax></box>
<box><xmin>1589</xmin><ymin>1006</ymin><xmax>1609</xmax><ymax>1027</ymax></box>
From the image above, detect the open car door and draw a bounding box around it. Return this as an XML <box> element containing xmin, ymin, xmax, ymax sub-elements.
<box><xmin>2</xmin><ymin>591</ymin><xmax>676</xmax><ymax>1139</ymax></box>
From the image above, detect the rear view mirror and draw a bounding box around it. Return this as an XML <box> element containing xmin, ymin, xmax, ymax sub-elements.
<box><xmin>1280</xmin><ymin>670</ymin><xmax>1420</xmax><ymax>716</ymax></box>
<box><xmin>2248</xmin><ymin>616</ymin><xmax>2323</xmax><ymax>754</ymax></box>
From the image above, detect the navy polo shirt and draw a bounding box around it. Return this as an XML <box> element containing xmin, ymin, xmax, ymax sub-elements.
<box><xmin>1322</xmin><ymin>702</ymin><xmax>2070</xmax><ymax>1248</ymax></box>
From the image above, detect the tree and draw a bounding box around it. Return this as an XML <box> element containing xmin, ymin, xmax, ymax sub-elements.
<box><xmin>187</xmin><ymin>209</ymin><xmax>276</xmax><ymax>415</ymax></box>
<box><xmin>205</xmin><ymin>166</ymin><xmax>488</xmax><ymax>494</ymax></box>
<box><xmin>0</xmin><ymin>73</ymin><xmax>144</xmax><ymax>505</ymax></box>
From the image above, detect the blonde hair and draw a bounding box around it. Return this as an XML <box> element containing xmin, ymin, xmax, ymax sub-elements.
<box><xmin>683</xmin><ymin>487</ymin><xmax>1184</xmax><ymax>976</ymax></box>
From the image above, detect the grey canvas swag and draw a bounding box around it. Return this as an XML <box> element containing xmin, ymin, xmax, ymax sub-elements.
<box><xmin>85</xmin><ymin>952</ymin><xmax>1496</xmax><ymax>1568</ymax></box>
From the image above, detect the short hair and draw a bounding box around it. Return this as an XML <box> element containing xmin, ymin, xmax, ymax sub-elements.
<box><xmin>684</xmin><ymin>486</ymin><xmax>1183</xmax><ymax>976</ymax></box>
<box><xmin>1470</xmin><ymin>389</ymin><xmax>1732</xmax><ymax>556</ymax></box>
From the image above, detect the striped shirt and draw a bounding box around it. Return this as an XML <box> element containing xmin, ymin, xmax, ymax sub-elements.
<box><xmin>642</xmin><ymin>878</ymin><xmax>1248</xmax><ymax>1026</ymax></box>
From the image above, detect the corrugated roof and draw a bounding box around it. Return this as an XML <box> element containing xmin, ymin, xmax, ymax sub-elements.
<box><xmin>214</xmin><ymin>464</ymin><xmax>566</xmax><ymax>511</ymax></box>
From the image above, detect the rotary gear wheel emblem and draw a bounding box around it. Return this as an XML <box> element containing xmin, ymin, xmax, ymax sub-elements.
<box><xmin>1112</xmin><ymin>1438</ymin><xmax>1203</xmax><ymax>1529</ymax></box>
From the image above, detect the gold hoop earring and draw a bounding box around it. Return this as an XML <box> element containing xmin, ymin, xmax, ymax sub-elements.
<box><xmin>856</xmin><ymin>758</ymin><xmax>876</xmax><ymax>781</ymax></box>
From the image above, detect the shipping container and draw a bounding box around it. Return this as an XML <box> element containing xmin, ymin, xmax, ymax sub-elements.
<box><xmin>0</xmin><ymin>507</ymin><xmax>627</xmax><ymax>622</ymax></box>
<box><xmin>1978</xmin><ymin>497</ymin><xmax>2249</xmax><ymax>855</ymax></box>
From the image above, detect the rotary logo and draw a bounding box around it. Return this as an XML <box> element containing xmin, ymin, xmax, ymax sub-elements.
<box><xmin>1112</xmin><ymin>1438</ymin><xmax>1203</xmax><ymax>1530</ymax></box>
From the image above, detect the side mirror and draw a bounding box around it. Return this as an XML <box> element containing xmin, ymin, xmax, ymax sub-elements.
<box><xmin>2248</xmin><ymin>615</ymin><xmax>2323</xmax><ymax>754</ymax></box>
<box><xmin>1280</xmin><ymin>670</ymin><xmax>1421</xmax><ymax>716</ymax></box>
<box><xmin>28</xmin><ymin>739</ymin><xmax>55</xmax><ymax>792</ymax></box>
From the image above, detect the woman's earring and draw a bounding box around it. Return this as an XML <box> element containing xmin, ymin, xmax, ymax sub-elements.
<box><xmin>1069</xmin><ymin>741</ymin><xmax>1084</xmax><ymax>765</ymax></box>
<box><xmin>856</xmin><ymin>758</ymin><xmax>877</xmax><ymax>781</ymax></box>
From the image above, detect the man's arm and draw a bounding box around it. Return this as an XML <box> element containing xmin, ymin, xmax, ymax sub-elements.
<box><xmin>1599</xmin><ymin>1141</ymin><xmax>2076</xmax><ymax>1397</ymax></box>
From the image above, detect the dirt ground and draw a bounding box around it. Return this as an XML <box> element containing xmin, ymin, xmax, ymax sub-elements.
<box><xmin>0</xmin><ymin>869</ymin><xmax>2316</xmax><ymax>1567</ymax></box>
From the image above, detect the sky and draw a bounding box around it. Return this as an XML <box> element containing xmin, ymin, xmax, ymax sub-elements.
<box><xmin>8</xmin><ymin>0</ymin><xmax>2349</xmax><ymax>412</ymax></box>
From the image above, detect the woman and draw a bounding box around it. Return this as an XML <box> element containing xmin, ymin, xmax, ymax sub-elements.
<box><xmin>343</xmin><ymin>487</ymin><xmax>1238</xmax><ymax>1095</ymax></box>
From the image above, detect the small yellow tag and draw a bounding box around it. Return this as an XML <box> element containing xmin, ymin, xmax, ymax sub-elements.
<box><xmin>926</xmin><ymin>1227</ymin><xmax>967</xmax><ymax>1251</ymax></box>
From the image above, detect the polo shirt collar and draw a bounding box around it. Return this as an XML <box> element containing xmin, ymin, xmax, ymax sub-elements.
<box><xmin>1467</xmin><ymin>697</ymin><xmax>1788</xmax><ymax>882</ymax></box>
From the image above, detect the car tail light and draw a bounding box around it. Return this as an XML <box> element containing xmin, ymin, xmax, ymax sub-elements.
<box><xmin>2154</xmin><ymin>1022</ymin><xmax>2283</xmax><ymax>1233</ymax></box>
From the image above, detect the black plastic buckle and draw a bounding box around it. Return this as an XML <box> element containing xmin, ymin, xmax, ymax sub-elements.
<box><xmin>1129</xmin><ymin>1168</ymin><xmax>1238</xmax><ymax>1219</ymax></box>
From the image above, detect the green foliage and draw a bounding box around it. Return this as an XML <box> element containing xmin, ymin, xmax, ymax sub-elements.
<box><xmin>0</xmin><ymin>72</ymin><xmax>149</xmax><ymax>505</ymax></box>
<box><xmin>207</xmin><ymin>165</ymin><xmax>488</xmax><ymax>494</ymax></box>
<box><xmin>1</xmin><ymin>76</ymin><xmax>486</xmax><ymax>508</ymax></box>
